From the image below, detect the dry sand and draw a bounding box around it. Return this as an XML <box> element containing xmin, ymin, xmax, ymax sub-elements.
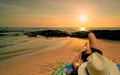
<box><xmin>0</xmin><ymin>38</ymin><xmax>120</xmax><ymax>75</ymax></box>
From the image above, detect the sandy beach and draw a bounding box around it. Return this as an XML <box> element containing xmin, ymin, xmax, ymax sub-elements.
<box><xmin>0</xmin><ymin>37</ymin><xmax>120</xmax><ymax>75</ymax></box>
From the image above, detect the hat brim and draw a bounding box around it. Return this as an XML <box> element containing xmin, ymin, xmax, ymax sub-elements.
<box><xmin>78</xmin><ymin>53</ymin><xmax>120</xmax><ymax>75</ymax></box>
<box><xmin>78</xmin><ymin>62</ymin><xmax>88</xmax><ymax>75</ymax></box>
<box><xmin>106</xmin><ymin>60</ymin><xmax>120</xmax><ymax>75</ymax></box>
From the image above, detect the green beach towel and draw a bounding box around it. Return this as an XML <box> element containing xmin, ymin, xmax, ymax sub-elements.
<box><xmin>51</xmin><ymin>63</ymin><xmax>77</xmax><ymax>75</ymax></box>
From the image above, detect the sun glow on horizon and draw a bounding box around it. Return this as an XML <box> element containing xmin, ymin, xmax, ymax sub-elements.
<box><xmin>80</xmin><ymin>27</ymin><xmax>86</xmax><ymax>31</ymax></box>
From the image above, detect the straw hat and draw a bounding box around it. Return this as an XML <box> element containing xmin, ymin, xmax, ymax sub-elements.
<box><xmin>78</xmin><ymin>53</ymin><xmax>120</xmax><ymax>75</ymax></box>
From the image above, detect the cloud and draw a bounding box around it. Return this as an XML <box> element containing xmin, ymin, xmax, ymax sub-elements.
<box><xmin>0</xmin><ymin>0</ymin><xmax>120</xmax><ymax>27</ymax></box>
<box><xmin>0</xmin><ymin>2</ymin><xmax>26</xmax><ymax>19</ymax></box>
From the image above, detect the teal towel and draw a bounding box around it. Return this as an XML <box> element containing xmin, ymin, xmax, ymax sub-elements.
<box><xmin>117</xmin><ymin>64</ymin><xmax>120</xmax><ymax>71</ymax></box>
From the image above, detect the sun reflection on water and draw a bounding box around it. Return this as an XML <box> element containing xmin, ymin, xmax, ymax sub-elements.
<box><xmin>80</xmin><ymin>27</ymin><xmax>86</xmax><ymax>31</ymax></box>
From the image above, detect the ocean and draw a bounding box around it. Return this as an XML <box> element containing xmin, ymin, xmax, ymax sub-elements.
<box><xmin>0</xmin><ymin>27</ymin><xmax>120</xmax><ymax>32</ymax></box>
<box><xmin>0</xmin><ymin>27</ymin><xmax>120</xmax><ymax>63</ymax></box>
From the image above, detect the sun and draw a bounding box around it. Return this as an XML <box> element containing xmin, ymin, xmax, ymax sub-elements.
<box><xmin>77</xmin><ymin>15</ymin><xmax>87</xmax><ymax>31</ymax></box>
<box><xmin>79</xmin><ymin>15</ymin><xmax>87</xmax><ymax>23</ymax></box>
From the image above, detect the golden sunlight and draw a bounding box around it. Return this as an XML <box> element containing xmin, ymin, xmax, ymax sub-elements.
<box><xmin>80</xmin><ymin>27</ymin><xmax>86</xmax><ymax>31</ymax></box>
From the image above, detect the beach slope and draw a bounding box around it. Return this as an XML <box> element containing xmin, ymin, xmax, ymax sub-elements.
<box><xmin>0</xmin><ymin>38</ymin><xmax>120</xmax><ymax>75</ymax></box>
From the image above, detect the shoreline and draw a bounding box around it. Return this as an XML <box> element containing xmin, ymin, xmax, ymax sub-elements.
<box><xmin>0</xmin><ymin>37</ymin><xmax>72</xmax><ymax>64</ymax></box>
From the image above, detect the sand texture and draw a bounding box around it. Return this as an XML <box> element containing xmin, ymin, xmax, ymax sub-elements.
<box><xmin>0</xmin><ymin>38</ymin><xmax>120</xmax><ymax>75</ymax></box>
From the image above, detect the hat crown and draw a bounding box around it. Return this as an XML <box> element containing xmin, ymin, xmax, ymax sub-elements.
<box><xmin>87</xmin><ymin>53</ymin><xmax>109</xmax><ymax>75</ymax></box>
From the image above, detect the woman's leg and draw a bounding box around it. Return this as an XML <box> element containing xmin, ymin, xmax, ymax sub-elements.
<box><xmin>88</xmin><ymin>33</ymin><xmax>103</xmax><ymax>55</ymax></box>
<box><xmin>82</xmin><ymin>32</ymin><xmax>103</xmax><ymax>62</ymax></box>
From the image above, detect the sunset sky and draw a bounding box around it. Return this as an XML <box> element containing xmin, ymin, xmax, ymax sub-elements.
<box><xmin>0</xmin><ymin>0</ymin><xmax>120</xmax><ymax>27</ymax></box>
